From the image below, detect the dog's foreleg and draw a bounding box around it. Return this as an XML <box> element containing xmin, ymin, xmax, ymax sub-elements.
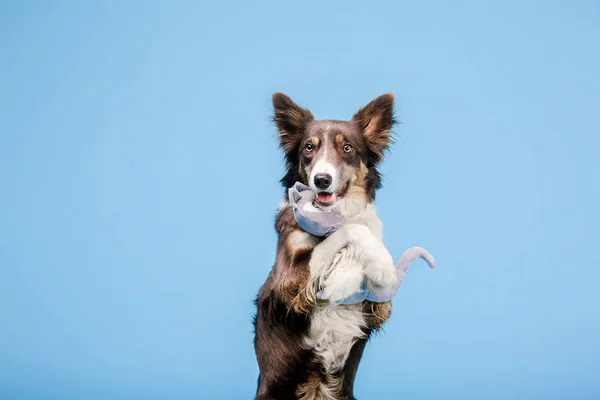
<box><xmin>308</xmin><ymin>224</ymin><xmax>363</xmax><ymax>304</ymax></box>
<box><xmin>314</xmin><ymin>246</ymin><xmax>365</xmax><ymax>304</ymax></box>
<box><xmin>309</xmin><ymin>224</ymin><xmax>397</xmax><ymax>303</ymax></box>
<box><xmin>339</xmin><ymin>223</ymin><xmax>397</xmax><ymax>289</ymax></box>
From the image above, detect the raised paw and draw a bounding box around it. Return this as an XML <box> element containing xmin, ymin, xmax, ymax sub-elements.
<box><xmin>317</xmin><ymin>259</ymin><xmax>364</xmax><ymax>304</ymax></box>
<box><xmin>364</xmin><ymin>249</ymin><xmax>398</xmax><ymax>289</ymax></box>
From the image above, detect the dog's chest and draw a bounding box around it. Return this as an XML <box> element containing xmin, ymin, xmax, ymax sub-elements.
<box><xmin>305</xmin><ymin>304</ymin><xmax>367</xmax><ymax>374</ymax></box>
<box><xmin>303</xmin><ymin>202</ymin><xmax>380</xmax><ymax>373</ymax></box>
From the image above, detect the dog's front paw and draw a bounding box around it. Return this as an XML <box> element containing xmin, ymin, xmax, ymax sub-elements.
<box><xmin>365</xmin><ymin>249</ymin><xmax>398</xmax><ymax>289</ymax></box>
<box><xmin>318</xmin><ymin>258</ymin><xmax>364</xmax><ymax>304</ymax></box>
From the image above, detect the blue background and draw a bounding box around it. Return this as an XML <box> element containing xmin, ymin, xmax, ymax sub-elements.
<box><xmin>1</xmin><ymin>1</ymin><xmax>599</xmax><ymax>399</ymax></box>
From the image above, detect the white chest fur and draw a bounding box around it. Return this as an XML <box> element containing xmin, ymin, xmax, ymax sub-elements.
<box><xmin>306</xmin><ymin>303</ymin><xmax>367</xmax><ymax>374</ymax></box>
<box><xmin>304</xmin><ymin>200</ymin><xmax>384</xmax><ymax>374</ymax></box>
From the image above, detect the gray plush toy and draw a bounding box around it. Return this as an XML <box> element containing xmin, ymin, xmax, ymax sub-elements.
<box><xmin>288</xmin><ymin>182</ymin><xmax>345</xmax><ymax>237</ymax></box>
<box><xmin>288</xmin><ymin>181</ymin><xmax>435</xmax><ymax>305</ymax></box>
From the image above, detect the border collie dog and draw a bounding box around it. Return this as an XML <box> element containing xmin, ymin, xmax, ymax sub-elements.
<box><xmin>254</xmin><ymin>93</ymin><xmax>398</xmax><ymax>400</ymax></box>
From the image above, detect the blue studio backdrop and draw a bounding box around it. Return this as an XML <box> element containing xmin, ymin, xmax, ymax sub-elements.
<box><xmin>1</xmin><ymin>1</ymin><xmax>599</xmax><ymax>399</ymax></box>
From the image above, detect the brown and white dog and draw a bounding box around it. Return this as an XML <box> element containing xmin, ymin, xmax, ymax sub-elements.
<box><xmin>254</xmin><ymin>93</ymin><xmax>399</xmax><ymax>400</ymax></box>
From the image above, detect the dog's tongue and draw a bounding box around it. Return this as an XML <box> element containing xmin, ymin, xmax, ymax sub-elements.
<box><xmin>317</xmin><ymin>192</ymin><xmax>336</xmax><ymax>204</ymax></box>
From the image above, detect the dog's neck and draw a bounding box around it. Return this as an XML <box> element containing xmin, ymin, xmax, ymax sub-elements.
<box><xmin>336</xmin><ymin>184</ymin><xmax>371</xmax><ymax>220</ymax></box>
<box><xmin>336</xmin><ymin>185</ymin><xmax>383</xmax><ymax>242</ymax></box>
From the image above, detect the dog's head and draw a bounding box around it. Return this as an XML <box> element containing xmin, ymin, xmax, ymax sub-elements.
<box><xmin>273</xmin><ymin>93</ymin><xmax>396</xmax><ymax>207</ymax></box>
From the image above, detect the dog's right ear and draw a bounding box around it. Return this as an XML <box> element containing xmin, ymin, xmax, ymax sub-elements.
<box><xmin>272</xmin><ymin>93</ymin><xmax>314</xmax><ymax>153</ymax></box>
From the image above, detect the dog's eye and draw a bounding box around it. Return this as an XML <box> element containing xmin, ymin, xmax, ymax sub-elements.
<box><xmin>305</xmin><ymin>143</ymin><xmax>314</xmax><ymax>152</ymax></box>
<box><xmin>343</xmin><ymin>144</ymin><xmax>353</xmax><ymax>153</ymax></box>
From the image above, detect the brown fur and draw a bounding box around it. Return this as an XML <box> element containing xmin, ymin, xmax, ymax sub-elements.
<box><xmin>254</xmin><ymin>93</ymin><xmax>396</xmax><ymax>400</ymax></box>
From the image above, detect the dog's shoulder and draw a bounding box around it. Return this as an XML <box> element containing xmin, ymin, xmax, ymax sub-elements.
<box><xmin>274</xmin><ymin>199</ymin><xmax>295</xmax><ymax>234</ymax></box>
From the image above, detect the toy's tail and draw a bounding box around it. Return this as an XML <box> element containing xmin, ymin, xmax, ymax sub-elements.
<box><xmin>365</xmin><ymin>246</ymin><xmax>435</xmax><ymax>302</ymax></box>
<box><xmin>397</xmin><ymin>246</ymin><xmax>436</xmax><ymax>273</ymax></box>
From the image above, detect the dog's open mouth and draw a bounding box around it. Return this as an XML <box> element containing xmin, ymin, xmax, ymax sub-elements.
<box><xmin>315</xmin><ymin>192</ymin><xmax>337</xmax><ymax>207</ymax></box>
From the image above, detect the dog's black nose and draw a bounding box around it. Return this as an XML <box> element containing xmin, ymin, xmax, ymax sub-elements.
<box><xmin>314</xmin><ymin>174</ymin><xmax>332</xmax><ymax>190</ymax></box>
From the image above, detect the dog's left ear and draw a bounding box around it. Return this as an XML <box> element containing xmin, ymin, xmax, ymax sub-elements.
<box><xmin>352</xmin><ymin>93</ymin><xmax>396</xmax><ymax>162</ymax></box>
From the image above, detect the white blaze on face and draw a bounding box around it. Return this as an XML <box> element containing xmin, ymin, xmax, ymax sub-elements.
<box><xmin>308</xmin><ymin>136</ymin><xmax>340</xmax><ymax>195</ymax></box>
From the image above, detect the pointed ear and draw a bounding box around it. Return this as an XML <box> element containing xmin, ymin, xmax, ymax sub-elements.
<box><xmin>291</xmin><ymin>189</ymin><xmax>303</xmax><ymax>204</ymax></box>
<box><xmin>288</xmin><ymin>187</ymin><xmax>303</xmax><ymax>205</ymax></box>
<box><xmin>272</xmin><ymin>93</ymin><xmax>314</xmax><ymax>153</ymax></box>
<box><xmin>352</xmin><ymin>93</ymin><xmax>396</xmax><ymax>163</ymax></box>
